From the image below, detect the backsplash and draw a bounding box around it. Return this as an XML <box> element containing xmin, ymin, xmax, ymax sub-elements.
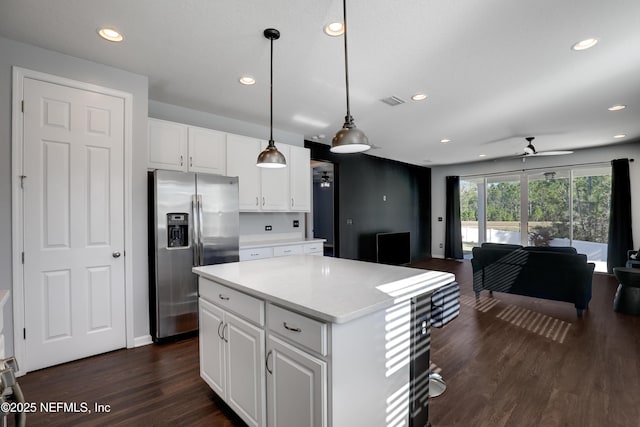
<box><xmin>240</xmin><ymin>212</ymin><xmax>306</xmax><ymax>243</ymax></box>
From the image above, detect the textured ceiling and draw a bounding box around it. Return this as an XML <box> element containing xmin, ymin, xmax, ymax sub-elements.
<box><xmin>1</xmin><ymin>0</ymin><xmax>639</xmax><ymax>165</ymax></box>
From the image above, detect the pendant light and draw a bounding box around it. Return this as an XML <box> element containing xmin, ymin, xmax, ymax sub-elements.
<box><xmin>257</xmin><ymin>28</ymin><xmax>287</xmax><ymax>168</ymax></box>
<box><xmin>330</xmin><ymin>0</ymin><xmax>370</xmax><ymax>154</ymax></box>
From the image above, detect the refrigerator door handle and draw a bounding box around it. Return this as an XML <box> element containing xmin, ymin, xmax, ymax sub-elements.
<box><xmin>191</xmin><ymin>195</ymin><xmax>199</xmax><ymax>266</ymax></box>
<box><xmin>198</xmin><ymin>194</ymin><xmax>205</xmax><ymax>266</ymax></box>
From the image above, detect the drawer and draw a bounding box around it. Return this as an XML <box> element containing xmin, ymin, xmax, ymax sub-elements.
<box><xmin>267</xmin><ymin>304</ymin><xmax>327</xmax><ymax>356</ymax></box>
<box><xmin>199</xmin><ymin>278</ymin><xmax>265</xmax><ymax>326</ymax></box>
<box><xmin>273</xmin><ymin>244</ymin><xmax>303</xmax><ymax>257</ymax></box>
<box><xmin>239</xmin><ymin>247</ymin><xmax>274</xmax><ymax>261</ymax></box>
<box><xmin>303</xmin><ymin>243</ymin><xmax>323</xmax><ymax>255</ymax></box>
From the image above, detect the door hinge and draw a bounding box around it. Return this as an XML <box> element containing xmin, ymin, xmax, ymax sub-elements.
<box><xmin>23</xmin><ymin>328</ymin><xmax>26</xmax><ymax>339</ymax></box>
<box><xmin>21</xmin><ymin>252</ymin><xmax>24</xmax><ymax>264</ymax></box>
<box><xmin>21</xmin><ymin>100</ymin><xmax>24</xmax><ymax>113</ymax></box>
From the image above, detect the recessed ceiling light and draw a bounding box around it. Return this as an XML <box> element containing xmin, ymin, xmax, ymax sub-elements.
<box><xmin>97</xmin><ymin>27</ymin><xmax>124</xmax><ymax>42</ymax></box>
<box><xmin>440</xmin><ymin>139</ymin><xmax>451</xmax><ymax>143</ymax></box>
<box><xmin>571</xmin><ymin>38</ymin><xmax>598</xmax><ymax>51</ymax></box>
<box><xmin>613</xmin><ymin>134</ymin><xmax>626</xmax><ymax>139</ymax></box>
<box><xmin>324</xmin><ymin>22</ymin><xmax>344</xmax><ymax>37</ymax></box>
<box><xmin>479</xmin><ymin>154</ymin><xmax>487</xmax><ymax>157</ymax></box>
<box><xmin>239</xmin><ymin>76</ymin><xmax>256</xmax><ymax>85</ymax></box>
<box><xmin>608</xmin><ymin>104</ymin><xmax>626</xmax><ymax>111</ymax></box>
<box><xmin>411</xmin><ymin>93</ymin><xmax>428</xmax><ymax>101</ymax></box>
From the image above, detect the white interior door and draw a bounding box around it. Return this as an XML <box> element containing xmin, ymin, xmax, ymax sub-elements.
<box><xmin>22</xmin><ymin>77</ymin><xmax>126</xmax><ymax>371</ymax></box>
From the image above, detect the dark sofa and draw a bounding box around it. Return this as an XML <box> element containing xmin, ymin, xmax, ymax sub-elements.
<box><xmin>471</xmin><ymin>243</ymin><xmax>595</xmax><ymax>317</ymax></box>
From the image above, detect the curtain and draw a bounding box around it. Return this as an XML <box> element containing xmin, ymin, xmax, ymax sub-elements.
<box><xmin>607</xmin><ymin>158</ymin><xmax>634</xmax><ymax>273</ymax></box>
<box><xmin>445</xmin><ymin>176</ymin><xmax>463</xmax><ymax>259</ymax></box>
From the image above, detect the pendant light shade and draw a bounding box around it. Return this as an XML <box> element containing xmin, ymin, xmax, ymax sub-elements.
<box><xmin>257</xmin><ymin>28</ymin><xmax>286</xmax><ymax>168</ymax></box>
<box><xmin>330</xmin><ymin>0</ymin><xmax>370</xmax><ymax>154</ymax></box>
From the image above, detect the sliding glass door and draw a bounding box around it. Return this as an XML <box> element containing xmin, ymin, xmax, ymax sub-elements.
<box><xmin>527</xmin><ymin>171</ymin><xmax>570</xmax><ymax>246</ymax></box>
<box><xmin>572</xmin><ymin>167</ymin><xmax>611</xmax><ymax>271</ymax></box>
<box><xmin>461</xmin><ymin>165</ymin><xmax>611</xmax><ymax>271</ymax></box>
<box><xmin>486</xmin><ymin>175</ymin><xmax>521</xmax><ymax>245</ymax></box>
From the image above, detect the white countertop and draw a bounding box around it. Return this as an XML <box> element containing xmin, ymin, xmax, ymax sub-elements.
<box><xmin>194</xmin><ymin>255</ymin><xmax>455</xmax><ymax>324</ymax></box>
<box><xmin>240</xmin><ymin>238</ymin><xmax>326</xmax><ymax>250</ymax></box>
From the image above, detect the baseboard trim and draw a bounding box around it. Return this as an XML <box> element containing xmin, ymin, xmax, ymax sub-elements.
<box><xmin>133</xmin><ymin>334</ymin><xmax>153</xmax><ymax>348</ymax></box>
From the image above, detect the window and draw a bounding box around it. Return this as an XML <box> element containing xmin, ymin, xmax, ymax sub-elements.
<box><xmin>461</xmin><ymin>165</ymin><xmax>611</xmax><ymax>271</ymax></box>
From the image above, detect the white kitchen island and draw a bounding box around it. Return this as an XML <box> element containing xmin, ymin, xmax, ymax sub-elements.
<box><xmin>193</xmin><ymin>255</ymin><xmax>455</xmax><ymax>427</ymax></box>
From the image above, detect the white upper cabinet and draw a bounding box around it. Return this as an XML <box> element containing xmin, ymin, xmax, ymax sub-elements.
<box><xmin>148</xmin><ymin>118</ymin><xmax>226</xmax><ymax>175</ymax></box>
<box><xmin>149</xmin><ymin>118</ymin><xmax>310</xmax><ymax>212</ymax></box>
<box><xmin>187</xmin><ymin>126</ymin><xmax>227</xmax><ymax>175</ymax></box>
<box><xmin>148</xmin><ymin>118</ymin><xmax>188</xmax><ymax>171</ymax></box>
<box><xmin>289</xmin><ymin>145</ymin><xmax>311</xmax><ymax>211</ymax></box>
<box><xmin>226</xmin><ymin>133</ymin><xmax>262</xmax><ymax>211</ymax></box>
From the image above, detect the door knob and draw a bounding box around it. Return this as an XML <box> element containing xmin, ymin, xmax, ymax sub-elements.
<box><xmin>112</xmin><ymin>251</ymin><xmax>121</xmax><ymax>258</ymax></box>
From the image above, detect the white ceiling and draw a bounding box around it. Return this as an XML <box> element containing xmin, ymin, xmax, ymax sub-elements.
<box><xmin>2</xmin><ymin>0</ymin><xmax>639</xmax><ymax>166</ymax></box>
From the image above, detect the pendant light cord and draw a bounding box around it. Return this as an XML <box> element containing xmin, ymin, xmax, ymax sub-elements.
<box><xmin>269</xmin><ymin>35</ymin><xmax>274</xmax><ymax>145</ymax></box>
<box><xmin>343</xmin><ymin>0</ymin><xmax>351</xmax><ymax>120</ymax></box>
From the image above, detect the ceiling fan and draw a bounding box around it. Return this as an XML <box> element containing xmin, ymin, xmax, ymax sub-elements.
<box><xmin>520</xmin><ymin>136</ymin><xmax>573</xmax><ymax>157</ymax></box>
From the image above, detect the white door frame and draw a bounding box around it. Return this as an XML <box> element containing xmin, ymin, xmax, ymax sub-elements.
<box><xmin>11</xmin><ymin>67</ymin><xmax>135</xmax><ymax>374</ymax></box>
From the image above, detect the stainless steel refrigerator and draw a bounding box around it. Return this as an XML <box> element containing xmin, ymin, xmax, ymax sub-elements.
<box><xmin>148</xmin><ymin>170</ymin><xmax>239</xmax><ymax>341</ymax></box>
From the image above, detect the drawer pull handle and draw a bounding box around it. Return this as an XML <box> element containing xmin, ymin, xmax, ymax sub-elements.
<box><xmin>283</xmin><ymin>322</ymin><xmax>302</xmax><ymax>333</ymax></box>
<box><xmin>266</xmin><ymin>350</ymin><xmax>273</xmax><ymax>375</ymax></box>
<box><xmin>219</xmin><ymin>294</ymin><xmax>230</xmax><ymax>301</ymax></box>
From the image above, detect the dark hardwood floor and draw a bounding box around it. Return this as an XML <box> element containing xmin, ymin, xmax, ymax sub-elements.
<box><xmin>11</xmin><ymin>258</ymin><xmax>640</xmax><ymax>426</ymax></box>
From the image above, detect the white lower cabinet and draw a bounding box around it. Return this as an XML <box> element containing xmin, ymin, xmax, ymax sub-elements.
<box><xmin>199</xmin><ymin>297</ymin><xmax>266</xmax><ymax>427</ymax></box>
<box><xmin>266</xmin><ymin>334</ymin><xmax>327</xmax><ymax>427</ymax></box>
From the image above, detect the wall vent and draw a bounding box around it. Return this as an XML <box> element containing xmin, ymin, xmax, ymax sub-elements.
<box><xmin>380</xmin><ymin>96</ymin><xmax>406</xmax><ymax>106</ymax></box>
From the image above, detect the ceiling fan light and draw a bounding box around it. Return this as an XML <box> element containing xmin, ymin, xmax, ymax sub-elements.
<box><xmin>524</xmin><ymin>143</ymin><xmax>536</xmax><ymax>155</ymax></box>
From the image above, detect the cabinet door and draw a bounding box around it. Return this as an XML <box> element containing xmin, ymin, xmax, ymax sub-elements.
<box><xmin>199</xmin><ymin>298</ymin><xmax>226</xmax><ymax>397</ymax></box>
<box><xmin>188</xmin><ymin>126</ymin><xmax>227</xmax><ymax>175</ymax></box>
<box><xmin>289</xmin><ymin>146</ymin><xmax>311</xmax><ymax>211</ymax></box>
<box><xmin>227</xmin><ymin>133</ymin><xmax>262</xmax><ymax>211</ymax></box>
<box><xmin>225</xmin><ymin>311</ymin><xmax>266</xmax><ymax>427</ymax></box>
<box><xmin>260</xmin><ymin>142</ymin><xmax>290</xmax><ymax>211</ymax></box>
<box><xmin>267</xmin><ymin>334</ymin><xmax>327</xmax><ymax>427</ymax></box>
<box><xmin>148</xmin><ymin>118</ymin><xmax>187</xmax><ymax>171</ymax></box>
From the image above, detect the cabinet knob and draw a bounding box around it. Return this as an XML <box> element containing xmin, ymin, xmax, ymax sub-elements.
<box><xmin>219</xmin><ymin>294</ymin><xmax>230</xmax><ymax>301</ymax></box>
<box><xmin>112</xmin><ymin>251</ymin><xmax>121</xmax><ymax>258</ymax></box>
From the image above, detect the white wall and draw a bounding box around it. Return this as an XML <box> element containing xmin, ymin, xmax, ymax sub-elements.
<box><xmin>0</xmin><ymin>36</ymin><xmax>149</xmax><ymax>356</ymax></box>
<box><xmin>431</xmin><ymin>141</ymin><xmax>640</xmax><ymax>258</ymax></box>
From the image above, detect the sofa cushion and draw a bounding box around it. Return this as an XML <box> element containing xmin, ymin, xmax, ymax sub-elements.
<box><xmin>481</xmin><ymin>243</ymin><xmax>523</xmax><ymax>250</ymax></box>
<box><xmin>523</xmin><ymin>246</ymin><xmax>577</xmax><ymax>254</ymax></box>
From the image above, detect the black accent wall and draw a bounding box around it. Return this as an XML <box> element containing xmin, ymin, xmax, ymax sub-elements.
<box><xmin>306</xmin><ymin>141</ymin><xmax>431</xmax><ymax>262</ymax></box>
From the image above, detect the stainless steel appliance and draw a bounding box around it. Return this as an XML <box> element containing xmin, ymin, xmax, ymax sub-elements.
<box><xmin>148</xmin><ymin>170</ymin><xmax>239</xmax><ymax>341</ymax></box>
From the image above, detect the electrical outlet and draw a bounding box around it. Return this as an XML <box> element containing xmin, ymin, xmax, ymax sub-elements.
<box><xmin>265</xmin><ymin>225</ymin><xmax>272</xmax><ymax>231</ymax></box>
<box><xmin>346</xmin><ymin>218</ymin><xmax>353</xmax><ymax>225</ymax></box>
<box><xmin>439</xmin><ymin>243</ymin><xmax>443</xmax><ymax>248</ymax></box>
<box><xmin>293</xmin><ymin>220</ymin><xmax>299</xmax><ymax>228</ymax></box>
<box><xmin>383</xmin><ymin>195</ymin><xmax>387</xmax><ymax>202</ymax></box>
